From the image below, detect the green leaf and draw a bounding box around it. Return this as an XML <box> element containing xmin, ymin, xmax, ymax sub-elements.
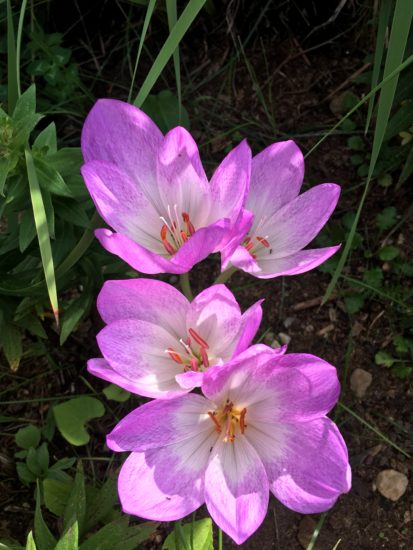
<box><xmin>53</xmin><ymin>397</ymin><xmax>105</xmax><ymax>446</ymax></box>
<box><xmin>13</xmin><ymin>84</ymin><xmax>36</xmax><ymax>121</ymax></box>
<box><xmin>344</xmin><ymin>294</ymin><xmax>365</xmax><ymax>315</ymax></box>
<box><xmin>46</xmin><ymin>149</ymin><xmax>83</xmax><ymax>179</ymax></box>
<box><xmin>43</xmin><ymin>478</ymin><xmax>73</xmax><ymax>517</ymax></box>
<box><xmin>0</xmin><ymin>157</ymin><xmax>15</xmax><ymax>196</ymax></box>
<box><xmin>15</xmin><ymin>315</ymin><xmax>47</xmax><ymax>339</ymax></box>
<box><xmin>33</xmin><ymin>122</ymin><xmax>57</xmax><ymax>154</ymax></box>
<box><xmin>16</xmin><ymin>462</ymin><xmax>37</xmax><ymax>484</ymax></box>
<box><xmin>35</xmin><ymin>482</ymin><xmax>57</xmax><ymax>550</ymax></box>
<box><xmin>36</xmin><ymin>442</ymin><xmax>50</xmax><ymax>472</ymax></box>
<box><xmin>79</xmin><ymin>518</ymin><xmax>156</xmax><ymax>550</ymax></box>
<box><xmin>55</xmin><ymin>521</ymin><xmax>78</xmax><ymax>550</ymax></box>
<box><xmin>398</xmin><ymin>142</ymin><xmax>413</xmax><ymax>186</ymax></box>
<box><xmin>103</xmin><ymin>384</ymin><xmax>131</xmax><ymax>402</ymax></box>
<box><xmin>34</xmin><ymin>158</ymin><xmax>73</xmax><ymax>197</ymax></box>
<box><xmin>376</xmin><ymin>206</ymin><xmax>397</xmax><ymax>231</ymax></box>
<box><xmin>378</xmin><ymin>245</ymin><xmax>400</xmax><ymax>261</ymax></box>
<box><xmin>363</xmin><ymin>267</ymin><xmax>383</xmax><ymax>288</ymax></box>
<box><xmin>385</xmin><ymin>100</ymin><xmax>413</xmax><ymax>139</ymax></box>
<box><xmin>84</xmin><ymin>477</ymin><xmax>118</xmax><ymax>532</ymax></box>
<box><xmin>163</xmin><ymin>518</ymin><xmax>213</xmax><ymax>550</ymax></box>
<box><xmin>0</xmin><ymin>323</ymin><xmax>23</xmax><ymax>371</ymax></box>
<box><xmin>18</xmin><ymin>209</ymin><xmax>36</xmax><ymax>252</ymax></box>
<box><xmin>377</xmin><ymin>173</ymin><xmax>393</xmax><ymax>188</ymax></box>
<box><xmin>63</xmin><ymin>463</ymin><xmax>86</xmax><ymax>538</ymax></box>
<box><xmin>49</xmin><ymin>457</ymin><xmax>76</xmax><ymax>472</ymax></box>
<box><xmin>393</xmin><ymin>335</ymin><xmax>413</xmax><ymax>354</ymax></box>
<box><xmin>26</xmin><ymin>447</ymin><xmax>43</xmax><ymax>477</ymax></box>
<box><xmin>59</xmin><ymin>290</ymin><xmax>93</xmax><ymax>345</ymax></box>
<box><xmin>15</xmin><ymin>425</ymin><xmax>41</xmax><ymax>449</ymax></box>
<box><xmin>25</xmin><ymin>532</ymin><xmax>37</xmax><ymax>550</ymax></box>
<box><xmin>141</xmin><ymin>90</ymin><xmax>189</xmax><ymax>133</ymax></box>
<box><xmin>7</xmin><ymin>0</ymin><xmax>18</xmax><ymax>115</ymax></box>
<box><xmin>392</xmin><ymin>365</ymin><xmax>412</xmax><ymax>379</ymax></box>
<box><xmin>375</xmin><ymin>351</ymin><xmax>395</xmax><ymax>367</ymax></box>
<box><xmin>347</xmin><ymin>136</ymin><xmax>365</xmax><ymax>151</ymax></box>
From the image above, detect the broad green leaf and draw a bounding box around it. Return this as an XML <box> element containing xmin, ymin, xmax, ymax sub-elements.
<box><xmin>18</xmin><ymin>209</ymin><xmax>36</xmax><ymax>252</ymax></box>
<box><xmin>392</xmin><ymin>365</ymin><xmax>412</xmax><ymax>379</ymax></box>
<box><xmin>34</xmin><ymin>158</ymin><xmax>73</xmax><ymax>197</ymax></box>
<box><xmin>49</xmin><ymin>457</ymin><xmax>76</xmax><ymax>472</ymax></box>
<box><xmin>15</xmin><ymin>425</ymin><xmax>41</xmax><ymax>449</ymax></box>
<box><xmin>84</xmin><ymin>477</ymin><xmax>118</xmax><ymax>532</ymax></box>
<box><xmin>344</xmin><ymin>294</ymin><xmax>365</xmax><ymax>315</ymax></box>
<box><xmin>16</xmin><ymin>462</ymin><xmax>37</xmax><ymax>484</ymax></box>
<box><xmin>0</xmin><ymin>157</ymin><xmax>15</xmax><ymax>196</ymax></box>
<box><xmin>362</xmin><ymin>267</ymin><xmax>383</xmax><ymax>288</ymax></box>
<box><xmin>79</xmin><ymin>518</ymin><xmax>156</xmax><ymax>550</ymax></box>
<box><xmin>36</xmin><ymin>442</ymin><xmax>50</xmax><ymax>472</ymax></box>
<box><xmin>103</xmin><ymin>383</ymin><xmax>131</xmax><ymax>402</ymax></box>
<box><xmin>55</xmin><ymin>521</ymin><xmax>78</xmax><ymax>550</ymax></box>
<box><xmin>46</xmin><ymin>148</ymin><xmax>83</xmax><ymax>178</ymax></box>
<box><xmin>59</xmin><ymin>289</ymin><xmax>93</xmax><ymax>345</ymax></box>
<box><xmin>12</xmin><ymin>84</ymin><xmax>36</xmax><ymax>121</ymax></box>
<box><xmin>385</xmin><ymin>100</ymin><xmax>413</xmax><ymax>139</ymax></box>
<box><xmin>63</xmin><ymin>463</ymin><xmax>86</xmax><ymax>538</ymax></box>
<box><xmin>0</xmin><ymin>323</ymin><xmax>22</xmax><ymax>371</ymax></box>
<box><xmin>43</xmin><ymin>478</ymin><xmax>73</xmax><ymax>517</ymax></box>
<box><xmin>376</xmin><ymin>206</ymin><xmax>397</xmax><ymax>231</ymax></box>
<box><xmin>163</xmin><ymin>518</ymin><xmax>213</xmax><ymax>550</ymax></box>
<box><xmin>53</xmin><ymin>397</ymin><xmax>105</xmax><ymax>446</ymax></box>
<box><xmin>141</xmin><ymin>90</ymin><xmax>189</xmax><ymax>132</ymax></box>
<box><xmin>375</xmin><ymin>351</ymin><xmax>395</xmax><ymax>367</ymax></box>
<box><xmin>54</xmin><ymin>201</ymin><xmax>91</xmax><ymax>228</ymax></box>
<box><xmin>26</xmin><ymin>447</ymin><xmax>43</xmax><ymax>477</ymax></box>
<box><xmin>14</xmin><ymin>113</ymin><xmax>43</xmax><ymax>146</ymax></box>
<box><xmin>25</xmin><ymin>147</ymin><xmax>59</xmax><ymax>325</ymax></box>
<box><xmin>35</xmin><ymin>482</ymin><xmax>57</xmax><ymax>550</ymax></box>
<box><xmin>347</xmin><ymin>136</ymin><xmax>365</xmax><ymax>151</ymax></box>
<box><xmin>25</xmin><ymin>532</ymin><xmax>36</xmax><ymax>550</ymax></box>
<box><xmin>15</xmin><ymin>315</ymin><xmax>47</xmax><ymax>339</ymax></box>
<box><xmin>33</xmin><ymin>122</ymin><xmax>57</xmax><ymax>154</ymax></box>
<box><xmin>378</xmin><ymin>245</ymin><xmax>400</xmax><ymax>261</ymax></box>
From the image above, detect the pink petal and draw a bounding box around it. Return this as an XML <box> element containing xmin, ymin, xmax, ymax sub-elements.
<box><xmin>205</xmin><ymin>435</ymin><xmax>269</xmax><ymax>545</ymax></box>
<box><xmin>175</xmin><ymin>371</ymin><xmax>204</xmax><ymax>389</ymax></box>
<box><xmin>265</xmin><ymin>183</ymin><xmax>340</xmax><ymax>257</ymax></box>
<box><xmin>248</xmin><ymin>140</ymin><xmax>304</xmax><ymax>218</ymax></box>
<box><xmin>254</xmin><ymin>245</ymin><xmax>341</xmax><ymax>278</ymax></box>
<box><xmin>97</xmin><ymin>279</ymin><xmax>188</xmax><ymax>335</ymax></box>
<box><xmin>220</xmin><ymin>209</ymin><xmax>254</xmax><ymax>271</ymax></box>
<box><xmin>107</xmin><ymin>393</ymin><xmax>214</xmax><ymax>451</ymax></box>
<box><xmin>264</xmin><ymin>418</ymin><xmax>351</xmax><ymax>513</ymax></box>
<box><xmin>225</xmin><ymin>245</ymin><xmax>261</xmax><ymax>275</ymax></box>
<box><xmin>81</xmin><ymin>99</ymin><xmax>163</xmax><ymax>210</ymax></box>
<box><xmin>232</xmin><ymin>300</ymin><xmax>263</xmax><ymax>357</ymax></box>
<box><xmin>210</xmin><ymin>140</ymin><xmax>252</xmax><ymax>223</ymax></box>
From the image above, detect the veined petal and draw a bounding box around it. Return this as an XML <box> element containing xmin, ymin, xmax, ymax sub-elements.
<box><xmin>81</xmin><ymin>161</ymin><xmax>161</xmax><ymax>250</ymax></box>
<box><xmin>210</xmin><ymin>140</ymin><xmax>252</xmax><ymax>224</ymax></box>
<box><xmin>254</xmin><ymin>246</ymin><xmax>341</xmax><ymax>278</ymax></box>
<box><xmin>205</xmin><ymin>435</ymin><xmax>269</xmax><ymax>545</ymax></box>
<box><xmin>107</xmin><ymin>393</ymin><xmax>214</xmax><ymax>451</ymax></box>
<box><xmin>220</xmin><ymin>209</ymin><xmax>254</xmax><ymax>271</ymax></box>
<box><xmin>187</xmin><ymin>285</ymin><xmax>241</xmax><ymax>360</ymax></box>
<box><xmin>232</xmin><ymin>300</ymin><xmax>263</xmax><ymax>357</ymax></box>
<box><xmin>248</xmin><ymin>140</ymin><xmax>304</xmax><ymax>218</ymax></box>
<box><xmin>264</xmin><ymin>183</ymin><xmax>340</xmax><ymax>258</ymax></box>
<box><xmin>265</xmin><ymin>418</ymin><xmax>351</xmax><ymax>514</ymax></box>
<box><xmin>81</xmin><ymin>99</ymin><xmax>164</xmax><ymax>211</ymax></box>
<box><xmin>175</xmin><ymin>370</ymin><xmax>204</xmax><ymax>389</ymax></box>
<box><xmin>226</xmin><ymin>245</ymin><xmax>261</xmax><ymax>275</ymax></box>
<box><xmin>97</xmin><ymin>279</ymin><xmax>188</xmax><ymax>336</ymax></box>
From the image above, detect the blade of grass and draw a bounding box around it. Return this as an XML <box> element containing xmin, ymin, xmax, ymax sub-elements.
<box><xmin>365</xmin><ymin>0</ymin><xmax>392</xmax><ymax>134</ymax></box>
<box><xmin>16</xmin><ymin>0</ymin><xmax>29</xmax><ymax>98</ymax></box>
<box><xmin>134</xmin><ymin>0</ymin><xmax>207</xmax><ymax>108</ymax></box>
<box><xmin>25</xmin><ymin>147</ymin><xmax>59</xmax><ymax>326</ymax></box>
<box><xmin>321</xmin><ymin>0</ymin><xmax>413</xmax><ymax>305</ymax></box>
<box><xmin>127</xmin><ymin>0</ymin><xmax>157</xmax><ymax>103</ymax></box>
<box><xmin>166</xmin><ymin>0</ymin><xmax>182</xmax><ymax>122</ymax></box>
<box><xmin>337</xmin><ymin>402</ymin><xmax>410</xmax><ymax>458</ymax></box>
<box><xmin>306</xmin><ymin>512</ymin><xmax>327</xmax><ymax>550</ymax></box>
<box><xmin>6</xmin><ymin>0</ymin><xmax>18</xmax><ymax>113</ymax></box>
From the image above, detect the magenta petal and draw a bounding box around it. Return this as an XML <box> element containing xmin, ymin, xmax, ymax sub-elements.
<box><xmin>97</xmin><ymin>279</ymin><xmax>188</xmax><ymax>332</ymax></box>
<box><xmin>232</xmin><ymin>300</ymin><xmax>263</xmax><ymax>357</ymax></box>
<box><xmin>255</xmin><ymin>245</ymin><xmax>341</xmax><ymax>278</ymax></box>
<box><xmin>87</xmin><ymin>358</ymin><xmax>149</xmax><ymax>395</ymax></box>
<box><xmin>266</xmin><ymin>418</ymin><xmax>351</xmax><ymax>513</ymax></box>
<box><xmin>226</xmin><ymin>245</ymin><xmax>261</xmax><ymax>274</ymax></box>
<box><xmin>175</xmin><ymin>371</ymin><xmax>204</xmax><ymax>389</ymax></box>
<box><xmin>107</xmin><ymin>394</ymin><xmax>213</xmax><ymax>451</ymax></box>
<box><xmin>95</xmin><ymin>229</ymin><xmax>187</xmax><ymax>274</ymax></box>
<box><xmin>249</xmin><ymin>140</ymin><xmax>304</xmax><ymax>218</ymax></box>
<box><xmin>205</xmin><ymin>436</ymin><xmax>269</xmax><ymax>545</ymax></box>
<box><xmin>118</xmin><ymin>447</ymin><xmax>206</xmax><ymax>521</ymax></box>
<box><xmin>220</xmin><ymin>209</ymin><xmax>254</xmax><ymax>271</ymax></box>
<box><xmin>210</xmin><ymin>140</ymin><xmax>252</xmax><ymax>223</ymax></box>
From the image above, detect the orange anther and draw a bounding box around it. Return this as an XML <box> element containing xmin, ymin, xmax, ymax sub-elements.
<box><xmin>182</xmin><ymin>212</ymin><xmax>195</xmax><ymax>235</ymax></box>
<box><xmin>167</xmin><ymin>348</ymin><xmax>183</xmax><ymax>364</ymax></box>
<box><xmin>200</xmin><ymin>347</ymin><xmax>209</xmax><ymax>368</ymax></box>
<box><xmin>181</xmin><ymin>231</ymin><xmax>188</xmax><ymax>242</ymax></box>
<box><xmin>245</xmin><ymin>241</ymin><xmax>254</xmax><ymax>252</ymax></box>
<box><xmin>256</xmin><ymin>236</ymin><xmax>270</xmax><ymax>248</ymax></box>
<box><xmin>162</xmin><ymin>239</ymin><xmax>176</xmax><ymax>256</ymax></box>
<box><xmin>188</xmin><ymin>328</ymin><xmax>209</xmax><ymax>350</ymax></box>
<box><xmin>208</xmin><ymin>411</ymin><xmax>222</xmax><ymax>432</ymax></box>
<box><xmin>161</xmin><ymin>224</ymin><xmax>168</xmax><ymax>240</ymax></box>
<box><xmin>239</xmin><ymin>408</ymin><xmax>247</xmax><ymax>433</ymax></box>
<box><xmin>190</xmin><ymin>358</ymin><xmax>198</xmax><ymax>371</ymax></box>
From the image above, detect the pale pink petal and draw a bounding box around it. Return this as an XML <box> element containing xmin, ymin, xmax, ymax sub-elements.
<box><xmin>210</xmin><ymin>140</ymin><xmax>251</xmax><ymax>223</ymax></box>
<box><xmin>232</xmin><ymin>300</ymin><xmax>263</xmax><ymax>357</ymax></box>
<box><xmin>97</xmin><ymin>279</ymin><xmax>188</xmax><ymax>336</ymax></box>
<box><xmin>220</xmin><ymin>209</ymin><xmax>254</xmax><ymax>271</ymax></box>
<box><xmin>264</xmin><ymin>184</ymin><xmax>340</xmax><ymax>257</ymax></box>
<box><xmin>175</xmin><ymin>371</ymin><xmax>204</xmax><ymax>389</ymax></box>
<box><xmin>264</xmin><ymin>418</ymin><xmax>351</xmax><ymax>513</ymax></box>
<box><xmin>248</xmin><ymin>140</ymin><xmax>304</xmax><ymax>218</ymax></box>
<box><xmin>107</xmin><ymin>393</ymin><xmax>214</xmax><ymax>451</ymax></box>
<box><xmin>254</xmin><ymin>246</ymin><xmax>341</xmax><ymax>278</ymax></box>
<box><xmin>226</xmin><ymin>245</ymin><xmax>261</xmax><ymax>275</ymax></box>
<box><xmin>205</xmin><ymin>435</ymin><xmax>269</xmax><ymax>545</ymax></box>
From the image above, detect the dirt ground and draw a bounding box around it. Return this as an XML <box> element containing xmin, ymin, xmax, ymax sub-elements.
<box><xmin>1</xmin><ymin>3</ymin><xmax>412</xmax><ymax>549</ymax></box>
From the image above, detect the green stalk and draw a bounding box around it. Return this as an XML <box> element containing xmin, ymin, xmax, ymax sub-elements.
<box><xmin>180</xmin><ymin>272</ymin><xmax>193</xmax><ymax>301</ymax></box>
<box><xmin>213</xmin><ymin>266</ymin><xmax>237</xmax><ymax>285</ymax></box>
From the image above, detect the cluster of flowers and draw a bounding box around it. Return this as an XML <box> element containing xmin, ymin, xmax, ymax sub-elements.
<box><xmin>81</xmin><ymin>99</ymin><xmax>351</xmax><ymax>545</ymax></box>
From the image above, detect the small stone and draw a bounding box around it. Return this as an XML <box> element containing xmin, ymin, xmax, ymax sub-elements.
<box><xmin>270</xmin><ymin>339</ymin><xmax>281</xmax><ymax>349</ymax></box>
<box><xmin>283</xmin><ymin>316</ymin><xmax>296</xmax><ymax>328</ymax></box>
<box><xmin>305</xmin><ymin>324</ymin><xmax>314</xmax><ymax>333</ymax></box>
<box><xmin>278</xmin><ymin>332</ymin><xmax>291</xmax><ymax>345</ymax></box>
<box><xmin>375</xmin><ymin>469</ymin><xmax>409</xmax><ymax>501</ymax></box>
<box><xmin>350</xmin><ymin>368</ymin><xmax>373</xmax><ymax>398</ymax></box>
<box><xmin>263</xmin><ymin>331</ymin><xmax>275</xmax><ymax>345</ymax></box>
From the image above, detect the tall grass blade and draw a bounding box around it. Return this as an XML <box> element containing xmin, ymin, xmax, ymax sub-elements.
<box><xmin>16</xmin><ymin>0</ymin><xmax>29</xmax><ymax>98</ymax></box>
<box><xmin>134</xmin><ymin>0</ymin><xmax>206</xmax><ymax>108</ymax></box>
<box><xmin>6</xmin><ymin>0</ymin><xmax>18</xmax><ymax>113</ymax></box>
<box><xmin>365</xmin><ymin>0</ymin><xmax>392</xmax><ymax>134</ymax></box>
<box><xmin>127</xmin><ymin>0</ymin><xmax>157</xmax><ymax>103</ymax></box>
<box><xmin>25</xmin><ymin>147</ymin><xmax>59</xmax><ymax>326</ymax></box>
<box><xmin>166</xmin><ymin>0</ymin><xmax>182</xmax><ymax>122</ymax></box>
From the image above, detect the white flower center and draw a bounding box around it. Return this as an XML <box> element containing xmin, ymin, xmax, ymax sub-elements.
<box><xmin>208</xmin><ymin>399</ymin><xmax>247</xmax><ymax>443</ymax></box>
<box><xmin>165</xmin><ymin>327</ymin><xmax>210</xmax><ymax>372</ymax></box>
<box><xmin>160</xmin><ymin>204</ymin><xmax>196</xmax><ymax>255</ymax></box>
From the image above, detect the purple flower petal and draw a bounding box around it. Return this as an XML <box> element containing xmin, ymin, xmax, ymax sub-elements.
<box><xmin>205</xmin><ymin>435</ymin><xmax>269</xmax><ymax>545</ymax></box>
<box><xmin>87</xmin><ymin>358</ymin><xmax>149</xmax><ymax>395</ymax></box>
<box><xmin>249</xmin><ymin>140</ymin><xmax>304</xmax><ymax>218</ymax></box>
<box><xmin>107</xmin><ymin>394</ymin><xmax>214</xmax><ymax>451</ymax></box>
<box><xmin>225</xmin><ymin>245</ymin><xmax>261</xmax><ymax>274</ymax></box>
<box><xmin>263</xmin><ymin>418</ymin><xmax>351</xmax><ymax>513</ymax></box>
<box><xmin>220</xmin><ymin>209</ymin><xmax>254</xmax><ymax>271</ymax></box>
<box><xmin>175</xmin><ymin>370</ymin><xmax>204</xmax><ymax>389</ymax></box>
<box><xmin>232</xmin><ymin>300</ymin><xmax>263</xmax><ymax>357</ymax></box>
<box><xmin>97</xmin><ymin>279</ymin><xmax>188</xmax><ymax>333</ymax></box>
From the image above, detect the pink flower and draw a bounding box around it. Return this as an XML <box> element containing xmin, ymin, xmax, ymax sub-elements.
<box><xmin>88</xmin><ymin>279</ymin><xmax>262</xmax><ymax>399</ymax></box>
<box><xmin>81</xmin><ymin>99</ymin><xmax>251</xmax><ymax>274</ymax></box>
<box><xmin>107</xmin><ymin>345</ymin><xmax>351</xmax><ymax>544</ymax></box>
<box><xmin>222</xmin><ymin>141</ymin><xmax>341</xmax><ymax>278</ymax></box>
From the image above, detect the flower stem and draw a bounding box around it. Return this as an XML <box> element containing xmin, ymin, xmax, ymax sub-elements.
<box><xmin>213</xmin><ymin>266</ymin><xmax>237</xmax><ymax>285</ymax></box>
<box><xmin>180</xmin><ymin>272</ymin><xmax>193</xmax><ymax>301</ymax></box>
<box><xmin>175</xmin><ymin>520</ymin><xmax>190</xmax><ymax>550</ymax></box>
<box><xmin>218</xmin><ymin>526</ymin><xmax>223</xmax><ymax>550</ymax></box>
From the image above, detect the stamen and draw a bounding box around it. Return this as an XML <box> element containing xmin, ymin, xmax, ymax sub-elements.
<box><xmin>208</xmin><ymin>411</ymin><xmax>222</xmax><ymax>432</ymax></box>
<box><xmin>188</xmin><ymin>328</ymin><xmax>209</xmax><ymax>350</ymax></box>
<box><xmin>239</xmin><ymin>408</ymin><xmax>247</xmax><ymax>433</ymax></box>
<box><xmin>200</xmin><ymin>347</ymin><xmax>209</xmax><ymax>368</ymax></box>
<box><xmin>182</xmin><ymin>212</ymin><xmax>195</xmax><ymax>236</ymax></box>
<box><xmin>161</xmin><ymin>225</ymin><xmax>176</xmax><ymax>255</ymax></box>
<box><xmin>190</xmin><ymin>358</ymin><xmax>198</xmax><ymax>371</ymax></box>
<box><xmin>223</xmin><ymin>401</ymin><xmax>233</xmax><ymax>414</ymax></box>
<box><xmin>256</xmin><ymin>236</ymin><xmax>270</xmax><ymax>248</ymax></box>
<box><xmin>181</xmin><ymin>231</ymin><xmax>188</xmax><ymax>242</ymax></box>
<box><xmin>166</xmin><ymin>348</ymin><xmax>183</xmax><ymax>364</ymax></box>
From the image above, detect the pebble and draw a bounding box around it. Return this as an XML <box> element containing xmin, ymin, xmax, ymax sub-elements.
<box><xmin>350</xmin><ymin>368</ymin><xmax>373</xmax><ymax>398</ymax></box>
<box><xmin>375</xmin><ymin>469</ymin><xmax>409</xmax><ymax>501</ymax></box>
<box><xmin>283</xmin><ymin>316</ymin><xmax>296</xmax><ymax>328</ymax></box>
<box><xmin>278</xmin><ymin>332</ymin><xmax>291</xmax><ymax>345</ymax></box>
<box><xmin>263</xmin><ymin>331</ymin><xmax>274</xmax><ymax>345</ymax></box>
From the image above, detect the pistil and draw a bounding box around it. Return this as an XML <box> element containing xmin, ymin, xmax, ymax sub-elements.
<box><xmin>208</xmin><ymin>400</ymin><xmax>248</xmax><ymax>443</ymax></box>
<box><xmin>160</xmin><ymin>206</ymin><xmax>196</xmax><ymax>256</ymax></box>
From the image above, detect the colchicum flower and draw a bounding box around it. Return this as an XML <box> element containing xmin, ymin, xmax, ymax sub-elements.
<box><xmin>88</xmin><ymin>279</ymin><xmax>263</xmax><ymax>399</ymax></box>
<box><xmin>222</xmin><ymin>140</ymin><xmax>341</xmax><ymax>278</ymax></box>
<box><xmin>81</xmin><ymin>99</ymin><xmax>251</xmax><ymax>274</ymax></box>
<box><xmin>106</xmin><ymin>345</ymin><xmax>351</xmax><ymax>544</ymax></box>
